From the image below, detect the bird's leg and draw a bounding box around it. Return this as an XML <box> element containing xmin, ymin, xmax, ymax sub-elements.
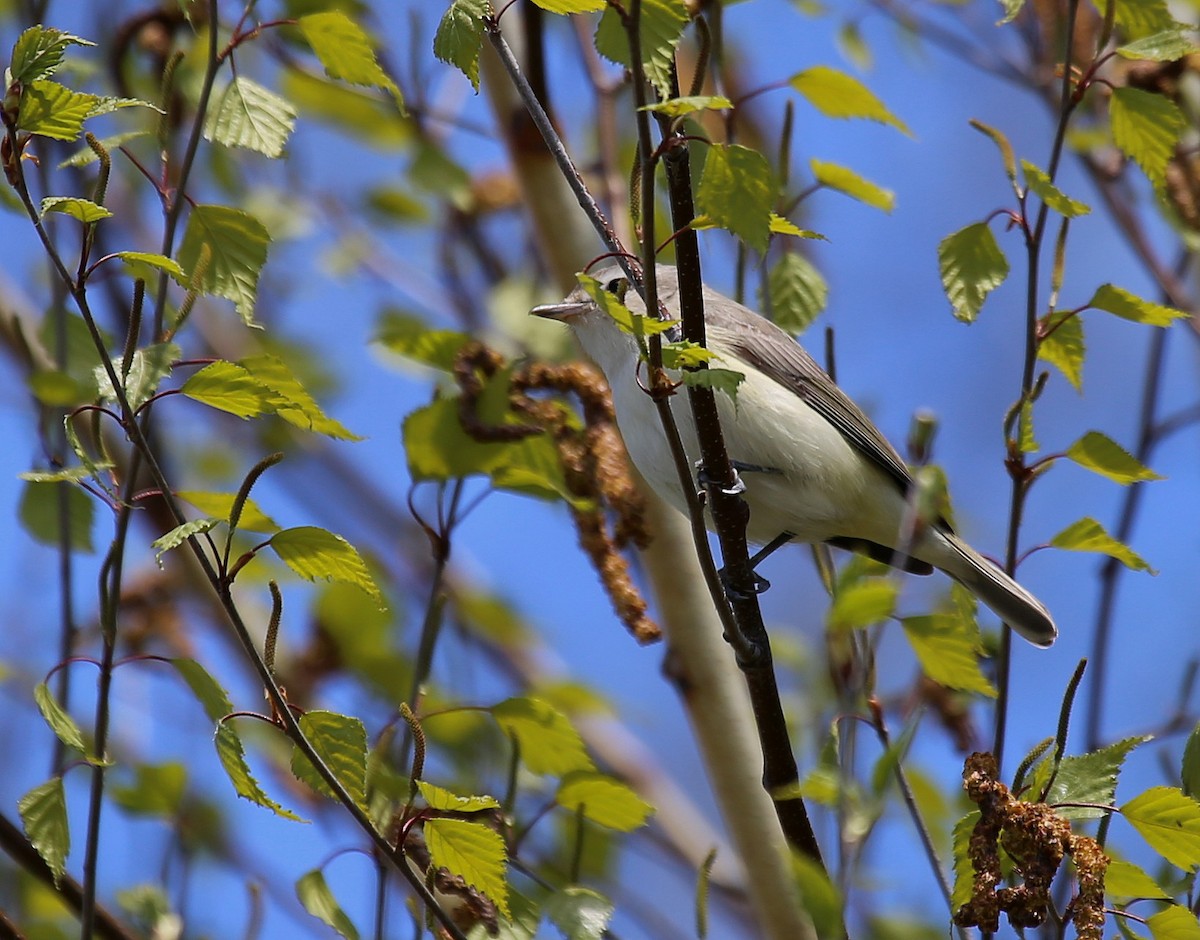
<box><xmin>694</xmin><ymin>459</ymin><xmax>782</xmax><ymax>505</ymax></box>
<box><xmin>718</xmin><ymin>531</ymin><xmax>795</xmax><ymax>599</ymax></box>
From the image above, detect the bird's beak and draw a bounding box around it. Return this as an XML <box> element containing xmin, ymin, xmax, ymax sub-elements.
<box><xmin>530</xmin><ymin>301</ymin><xmax>591</xmax><ymax>322</ymax></box>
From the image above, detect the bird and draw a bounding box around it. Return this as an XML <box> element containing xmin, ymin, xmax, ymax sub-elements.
<box><xmin>531</xmin><ymin>262</ymin><xmax>1057</xmax><ymax>648</ymax></box>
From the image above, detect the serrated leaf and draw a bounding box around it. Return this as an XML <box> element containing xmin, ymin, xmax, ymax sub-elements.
<box><xmin>1043</xmin><ymin>736</ymin><xmax>1150</xmax><ymax>819</ymax></box>
<box><xmin>290</xmin><ymin>711</ymin><xmax>368</xmax><ymax>805</ymax></box>
<box><xmin>938</xmin><ymin>221</ymin><xmax>1009</xmax><ymax>322</ymax></box>
<box><xmin>969</xmin><ymin>119</ymin><xmax>1018</xmax><ymax>182</ymax></box>
<box><xmin>1148</xmin><ymin>904</ymin><xmax>1200</xmax><ymax>939</ymax></box>
<box><xmin>1110</xmin><ymin>86</ymin><xmax>1185</xmax><ymax>187</ymax></box>
<box><xmin>1122</xmin><ymin>786</ymin><xmax>1200</xmax><ymax>869</ymax></box>
<box><xmin>1021</xmin><ymin>160</ymin><xmax>1090</xmax><ymax>217</ymax></box>
<box><xmin>110</xmin><ymin>762</ymin><xmax>187</xmax><ymax>817</ymax></box>
<box><xmin>115</xmin><ymin>251</ymin><xmax>186</xmax><ymax>283</ymax></box>
<box><xmin>59</xmin><ymin>130</ymin><xmax>151</xmax><ymax>168</ymax></box>
<box><xmin>376</xmin><ymin>311</ymin><xmax>470</xmax><ymax>370</ymax></box>
<box><xmin>151</xmin><ymin>518</ymin><xmax>219</xmax><ymax>563</ymax></box>
<box><xmin>767</xmin><ymin>213</ymin><xmax>824</xmax><ymax>238</ymax></box>
<box><xmin>1038</xmin><ymin>310</ymin><xmax>1085</xmax><ymax>392</ymax></box>
<box><xmin>270</xmin><ymin>526</ymin><xmax>383</xmax><ymax>605</ymax></box>
<box><xmin>96</xmin><ymin>342</ymin><xmax>179</xmax><ymax>412</ymax></box>
<box><xmin>298</xmin><ymin>10</ymin><xmax>399</xmax><ymax>100</ymax></box>
<box><xmin>1088</xmin><ymin>283</ymin><xmax>1187</xmax><ymax>327</ymax></box>
<box><xmin>1067</xmin><ymin>431</ymin><xmax>1162</xmax><ymax>484</ymax></box>
<box><xmin>18</xmin><ymin>480</ymin><xmax>93</xmax><ymax>553</ymax></box>
<box><xmin>1114</xmin><ymin>0</ymin><xmax>1181</xmax><ymax>43</ymax></box>
<box><xmin>17</xmin><ymin>80</ymin><xmax>99</xmax><ymax>140</ymax></box>
<box><xmin>660</xmin><ymin>340</ymin><xmax>717</xmax><ymax>369</ymax></box>
<box><xmin>789</xmin><ymin>65</ymin><xmax>910</xmax><ymax>133</ymax></box>
<box><xmin>1117</xmin><ymin>29</ymin><xmax>1200</xmax><ymax>61</ymax></box>
<box><xmin>544</xmin><ymin>887</ymin><xmax>613</xmax><ymax>940</ymax></box>
<box><xmin>9</xmin><ymin>27</ymin><xmax>94</xmax><ymax>84</ymax></box>
<box><xmin>640</xmin><ymin>95</ymin><xmax>732</xmax><ymax>117</ymax></box>
<box><xmin>204</xmin><ymin>77</ymin><xmax>296</xmax><ymax>158</ymax></box>
<box><xmin>171</xmin><ymin>658</ymin><xmax>232</xmax><ymax>723</ymax></box>
<box><xmin>19</xmin><ymin>778</ymin><xmax>69</xmax><ymax>884</ymax></box>
<box><xmin>492</xmin><ymin>697</ymin><xmax>593</xmax><ymax>775</ymax></box>
<box><xmin>296</xmin><ymin>870</ymin><xmax>359</xmax><ymax>940</ymax></box>
<box><xmin>1017</xmin><ymin>399</ymin><xmax>1038</xmax><ymax>453</ymax></box>
<box><xmin>433</xmin><ymin>0</ymin><xmax>489</xmax><ymax>93</ymax></box>
<box><xmin>214</xmin><ymin>721</ymin><xmax>305</xmax><ymax>821</ymax></box>
<box><xmin>680</xmin><ymin>367</ymin><xmax>745</xmax><ymax>400</ymax></box>
<box><xmin>177</xmin><ymin>205</ymin><xmax>271</xmax><ymax>326</ymax></box>
<box><xmin>765</xmin><ymin>252</ymin><xmax>828</xmax><ymax>334</ymax></box>
<box><xmin>556</xmin><ymin>771</ymin><xmax>654</xmax><ymax>831</ymax></box>
<box><xmin>176</xmin><ymin>491</ymin><xmax>279</xmax><ymax>533</ymax></box>
<box><xmin>811</xmin><ymin>159</ymin><xmax>895</xmax><ymax>211</ymax></box>
<box><xmin>902</xmin><ymin>613</ymin><xmax>996</xmax><ymax>697</ymax></box>
<box><xmin>951</xmin><ymin>811</ymin><xmax>982</xmax><ymax>912</ymax></box>
<box><xmin>424</xmin><ymin>818</ymin><xmax>510</xmax><ymax>917</ymax></box>
<box><xmin>1184</xmin><ymin>721</ymin><xmax>1200</xmax><ymax>798</ymax></box>
<box><xmin>40</xmin><ymin>196</ymin><xmax>112</xmax><ymax>223</ymax></box>
<box><xmin>1106</xmin><ymin>858</ymin><xmax>1171</xmax><ymax>900</ymax></box>
<box><xmin>417</xmin><ymin>780</ymin><xmax>502</xmax><ymax>813</ymax></box>
<box><xmin>181</xmin><ymin>360</ymin><xmax>280</xmax><ymax>419</ymax></box>
<box><xmin>594</xmin><ymin>0</ymin><xmax>690</xmax><ymax>97</ymax></box>
<box><xmin>997</xmin><ymin>0</ymin><xmax>1026</xmax><ymax>24</ymax></box>
<box><xmin>1051</xmin><ymin>517</ymin><xmax>1153</xmax><ymax>571</ymax></box>
<box><xmin>532</xmin><ymin>0</ymin><xmax>605</xmax><ymax>10</ymax></box>
<box><xmin>239</xmin><ymin>353</ymin><xmax>361</xmax><ymax>440</ymax></box>
<box><xmin>34</xmin><ymin>682</ymin><xmax>91</xmax><ymax>758</ymax></box>
<box><xmin>577</xmin><ymin>273</ymin><xmax>675</xmax><ymax>345</ymax></box>
<box><xmin>829</xmin><ymin>577</ymin><xmax>897</xmax><ymax>630</ymax></box>
<box><xmin>695</xmin><ymin>143</ymin><xmax>775</xmax><ymax>253</ymax></box>
<box><xmin>19</xmin><ymin>466</ymin><xmax>96</xmax><ymax>484</ymax></box>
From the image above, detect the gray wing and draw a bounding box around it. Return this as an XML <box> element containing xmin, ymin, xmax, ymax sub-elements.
<box><xmin>706</xmin><ymin>304</ymin><xmax>915</xmax><ymax>498</ymax></box>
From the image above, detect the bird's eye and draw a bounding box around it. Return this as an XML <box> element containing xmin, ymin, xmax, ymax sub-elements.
<box><xmin>604</xmin><ymin>277</ymin><xmax>628</xmax><ymax>302</ymax></box>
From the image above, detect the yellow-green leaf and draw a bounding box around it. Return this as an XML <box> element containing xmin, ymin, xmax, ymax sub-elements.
<box><xmin>115</xmin><ymin>251</ymin><xmax>186</xmax><ymax>283</ymax></box>
<box><xmin>19</xmin><ymin>480</ymin><xmax>93</xmax><ymax>553</ymax></box>
<box><xmin>1021</xmin><ymin>160</ymin><xmax>1090</xmax><ymax>218</ymax></box>
<box><xmin>177</xmin><ymin>204</ymin><xmax>271</xmax><ymax>326</ymax></box>
<box><xmin>577</xmin><ymin>273</ymin><xmax>676</xmax><ymax>344</ymax></box>
<box><xmin>789</xmin><ymin>65</ymin><xmax>910</xmax><ymax>134</ymax></box>
<box><xmin>151</xmin><ymin>518</ymin><xmax>220</xmax><ymax>563</ymax></box>
<box><xmin>1114</xmin><ymin>0</ymin><xmax>1180</xmax><ymax>43</ymax></box>
<box><xmin>34</xmin><ymin>682</ymin><xmax>95</xmax><ymax>761</ymax></box>
<box><xmin>640</xmin><ymin>95</ymin><xmax>733</xmax><ymax>117</ymax></box>
<box><xmin>376</xmin><ymin>311</ymin><xmax>471</xmax><ymax>371</ymax></box>
<box><xmin>532</xmin><ymin>0</ymin><xmax>605</xmax><ymax>10</ymax></box>
<box><xmin>40</xmin><ymin>196</ymin><xmax>112</xmax><ymax>223</ymax></box>
<box><xmin>19</xmin><ymin>778</ymin><xmax>70</xmax><ymax>884</ymax></box>
<box><xmin>269</xmin><ymin>526</ymin><xmax>383</xmax><ymax>605</ymax></box>
<box><xmin>240</xmin><ymin>353</ymin><xmax>362</xmax><ymax>440</ymax></box>
<box><xmin>695</xmin><ymin>143</ymin><xmax>775</xmax><ymax>253</ymax></box>
<box><xmin>811</xmin><ymin>159</ymin><xmax>895</xmax><ymax>212</ymax></box>
<box><xmin>296</xmin><ymin>870</ymin><xmax>360</xmax><ymax>940</ymax></box>
<box><xmin>1067</xmin><ymin>431</ymin><xmax>1163</xmax><ymax>484</ymax></box>
<box><xmin>492</xmin><ymin>697</ymin><xmax>593</xmax><ymax>775</ymax></box>
<box><xmin>181</xmin><ymin>361</ymin><xmax>280</xmax><ymax>419</ymax></box>
<box><xmin>902</xmin><ymin>612</ymin><xmax>996</xmax><ymax>697</ymax></box>
<box><xmin>17</xmin><ymin>80</ymin><xmax>99</xmax><ymax>140</ymax></box>
<box><xmin>767</xmin><ymin>213</ymin><xmax>825</xmax><ymax>238</ymax></box>
<box><xmin>1110</xmin><ymin>86</ymin><xmax>1185</xmax><ymax>187</ymax></box>
<box><xmin>544</xmin><ymin>887</ymin><xmax>614</xmax><ymax>940</ymax></box>
<box><xmin>556</xmin><ymin>771</ymin><xmax>655</xmax><ymax>831</ymax></box>
<box><xmin>424</xmin><ymin>818</ymin><xmax>510</xmax><ymax>917</ymax></box>
<box><xmin>214</xmin><ymin>721</ymin><xmax>306</xmax><ymax>821</ymax></box>
<box><xmin>434</xmin><ymin>0</ymin><xmax>489</xmax><ymax>92</ymax></box>
<box><xmin>299</xmin><ymin>10</ymin><xmax>400</xmax><ymax>101</ymax></box>
<box><xmin>1038</xmin><ymin>310</ymin><xmax>1085</xmax><ymax>392</ymax></box>
<box><xmin>205</xmin><ymin>77</ymin><xmax>297</xmax><ymax>158</ymax></box>
<box><xmin>290</xmin><ymin>711</ymin><xmax>368</xmax><ymax>806</ymax></box>
<box><xmin>1088</xmin><ymin>283</ymin><xmax>1187</xmax><ymax>327</ymax></box>
<box><xmin>1148</xmin><ymin>904</ymin><xmax>1200</xmax><ymax>939</ymax></box>
<box><xmin>1051</xmin><ymin>517</ymin><xmax>1153</xmax><ymax>571</ymax></box>
<box><xmin>1105</xmin><ymin>858</ymin><xmax>1170</xmax><ymax>900</ymax></box>
<box><xmin>1117</xmin><ymin>29</ymin><xmax>1200</xmax><ymax>61</ymax></box>
<box><xmin>171</xmin><ymin>658</ymin><xmax>232</xmax><ymax>724</ymax></box>
<box><xmin>1017</xmin><ymin>399</ymin><xmax>1038</xmax><ymax>454</ymax></box>
<box><xmin>594</xmin><ymin>0</ymin><xmax>689</xmax><ymax>98</ymax></box>
<box><xmin>10</xmin><ymin>26</ymin><xmax>94</xmax><ymax>84</ymax></box>
<box><xmin>176</xmin><ymin>490</ymin><xmax>279</xmax><ymax>533</ymax></box>
<box><xmin>1122</xmin><ymin>787</ymin><xmax>1200</xmax><ymax>869</ymax></box>
<box><xmin>937</xmin><ymin>221</ymin><xmax>1009</xmax><ymax>323</ymax></box>
<box><xmin>765</xmin><ymin>252</ymin><xmax>828</xmax><ymax>334</ymax></box>
<box><xmin>829</xmin><ymin>577</ymin><xmax>897</xmax><ymax>630</ymax></box>
<box><xmin>969</xmin><ymin>120</ymin><xmax>1018</xmax><ymax>182</ymax></box>
<box><xmin>417</xmin><ymin>780</ymin><xmax>501</xmax><ymax>813</ymax></box>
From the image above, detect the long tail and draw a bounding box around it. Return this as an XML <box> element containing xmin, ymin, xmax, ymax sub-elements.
<box><xmin>933</xmin><ymin>532</ymin><xmax>1057</xmax><ymax>648</ymax></box>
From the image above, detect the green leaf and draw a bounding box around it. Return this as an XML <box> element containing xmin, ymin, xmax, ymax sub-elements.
<box><xmin>765</xmin><ymin>252</ymin><xmax>828</xmax><ymax>334</ymax></box>
<box><xmin>171</xmin><ymin>658</ymin><xmax>232</xmax><ymax>723</ymax></box>
<box><xmin>791</xmin><ymin>853</ymin><xmax>844</xmax><ymax>940</ymax></box>
<box><xmin>1067</xmin><ymin>431</ymin><xmax>1163</xmax><ymax>484</ymax></box>
<box><xmin>544</xmin><ymin>887</ymin><xmax>613</xmax><ymax>940</ymax></box>
<box><xmin>810</xmin><ymin>159</ymin><xmax>895</xmax><ymax>212</ymax></box>
<box><xmin>96</xmin><ymin>342</ymin><xmax>179</xmax><ymax>412</ymax></box>
<box><xmin>298</xmin><ymin>10</ymin><xmax>400</xmax><ymax>101</ymax></box>
<box><xmin>1041</xmin><ymin>736</ymin><xmax>1150</xmax><ymax>819</ymax></box>
<box><xmin>34</xmin><ymin>682</ymin><xmax>91</xmax><ymax>758</ymax></box>
<box><xmin>1021</xmin><ymin>160</ymin><xmax>1090</xmax><ymax>218</ymax></box>
<box><xmin>296</xmin><ymin>870</ymin><xmax>360</xmax><ymax>940</ymax></box>
<box><xmin>969</xmin><ymin>120</ymin><xmax>1018</xmax><ymax>182</ymax></box>
<box><xmin>658</xmin><ymin>340</ymin><xmax>717</xmax><ymax>370</ymax></box>
<box><xmin>594</xmin><ymin>0</ymin><xmax>690</xmax><ymax>97</ymax></box>
<box><xmin>177</xmin><ymin>204</ymin><xmax>271</xmax><ymax>326</ymax></box>
<box><xmin>1148</xmin><ymin>904</ymin><xmax>1200</xmax><ymax>939</ymax></box>
<box><xmin>376</xmin><ymin>311</ymin><xmax>471</xmax><ymax>370</ymax></box>
<box><xmin>204</xmin><ymin>77</ymin><xmax>297</xmax><ymax>158</ymax></box>
<box><xmin>1183</xmin><ymin>721</ymin><xmax>1200</xmax><ymax>799</ymax></box>
<box><xmin>1088</xmin><ymin>283</ymin><xmax>1187</xmax><ymax>327</ymax></box>
<box><xmin>767</xmin><ymin>213</ymin><xmax>824</xmax><ymax>239</ymax></box>
<box><xmin>789</xmin><ymin>65</ymin><xmax>910</xmax><ymax>134</ymax></box>
<box><xmin>1110</xmin><ymin>86</ymin><xmax>1185</xmax><ymax>187</ymax></box>
<box><xmin>214</xmin><ymin>721</ymin><xmax>306</xmax><ymax>821</ymax></box>
<box><xmin>1037</xmin><ymin>310</ymin><xmax>1085</xmax><ymax>392</ymax></box>
<box><xmin>1051</xmin><ymin>517</ymin><xmax>1153</xmax><ymax>571</ymax></box>
<box><xmin>532</xmin><ymin>0</ymin><xmax>605</xmax><ymax>10</ymax></box>
<box><xmin>59</xmin><ymin>130</ymin><xmax>151</xmax><ymax>168</ymax></box>
<box><xmin>290</xmin><ymin>710</ymin><xmax>368</xmax><ymax>805</ymax></box>
<box><xmin>695</xmin><ymin>143</ymin><xmax>775</xmax><ymax>253</ymax></box>
<box><xmin>997</xmin><ymin>0</ymin><xmax>1026</xmax><ymax>24</ymax></box>
<box><xmin>28</xmin><ymin>370</ymin><xmax>87</xmax><ymax>407</ymax></box>
<box><xmin>576</xmin><ymin>273</ymin><xmax>676</xmax><ymax>344</ymax></box>
<box><xmin>951</xmin><ymin>811</ymin><xmax>981</xmax><ymax>912</ymax></box>
<box><xmin>9</xmin><ymin>27</ymin><xmax>94</xmax><ymax>84</ymax></box>
<box><xmin>19</xmin><ymin>466</ymin><xmax>96</xmax><ymax>484</ymax></box>
<box><xmin>239</xmin><ymin>353</ymin><xmax>362</xmax><ymax>440</ymax></box>
<box><xmin>151</xmin><ymin>518</ymin><xmax>219</xmax><ymax>563</ymax></box>
<box><xmin>17</xmin><ymin>80</ymin><xmax>99</xmax><ymax>140</ymax></box>
<box><xmin>19</xmin><ymin>778</ymin><xmax>70</xmax><ymax>884</ymax></box>
<box><xmin>433</xmin><ymin>0</ymin><xmax>489</xmax><ymax>93</ymax></box>
<box><xmin>829</xmin><ymin>577</ymin><xmax>897</xmax><ymax>630</ymax></box>
<box><xmin>1117</xmin><ymin>29</ymin><xmax>1200</xmax><ymax>61</ymax></box>
<box><xmin>1106</xmin><ymin>858</ymin><xmax>1171</xmax><ymax>900</ymax></box>
<box><xmin>110</xmin><ymin>762</ymin><xmax>188</xmax><ymax>817</ymax></box>
<box><xmin>417</xmin><ymin>780</ymin><xmax>502</xmax><ymax>813</ymax></box>
<box><xmin>269</xmin><ymin>526</ymin><xmax>383</xmax><ymax>605</ymax></box>
<box><xmin>937</xmin><ymin>221</ymin><xmax>1010</xmax><ymax>323</ymax></box>
<box><xmin>40</xmin><ymin>196</ymin><xmax>112</xmax><ymax>223</ymax></box>
<box><xmin>901</xmin><ymin>612</ymin><xmax>996</xmax><ymax>697</ymax></box>
<box><xmin>640</xmin><ymin>95</ymin><xmax>732</xmax><ymax>117</ymax></box>
<box><xmin>1017</xmin><ymin>399</ymin><xmax>1038</xmax><ymax>454</ymax></box>
<box><xmin>280</xmin><ymin>70</ymin><xmax>410</xmax><ymax>148</ymax></box>
<box><xmin>680</xmin><ymin>367</ymin><xmax>745</xmax><ymax>401</ymax></box>
<box><xmin>18</xmin><ymin>480</ymin><xmax>93</xmax><ymax>553</ymax></box>
<box><xmin>556</xmin><ymin>771</ymin><xmax>654</xmax><ymax>831</ymax></box>
<box><xmin>1114</xmin><ymin>0</ymin><xmax>1181</xmax><ymax>42</ymax></box>
<box><xmin>114</xmin><ymin>251</ymin><xmax>186</xmax><ymax>283</ymax></box>
<box><xmin>176</xmin><ymin>490</ymin><xmax>279</xmax><ymax>533</ymax></box>
<box><xmin>424</xmin><ymin>818</ymin><xmax>510</xmax><ymax>917</ymax></box>
<box><xmin>181</xmin><ymin>360</ymin><xmax>280</xmax><ymax>419</ymax></box>
<box><xmin>1122</xmin><ymin>786</ymin><xmax>1200</xmax><ymax>869</ymax></box>
<box><xmin>492</xmin><ymin>697</ymin><xmax>593</xmax><ymax>775</ymax></box>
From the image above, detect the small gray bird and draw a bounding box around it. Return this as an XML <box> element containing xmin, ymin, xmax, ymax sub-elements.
<box><xmin>532</xmin><ymin>263</ymin><xmax>1057</xmax><ymax>648</ymax></box>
